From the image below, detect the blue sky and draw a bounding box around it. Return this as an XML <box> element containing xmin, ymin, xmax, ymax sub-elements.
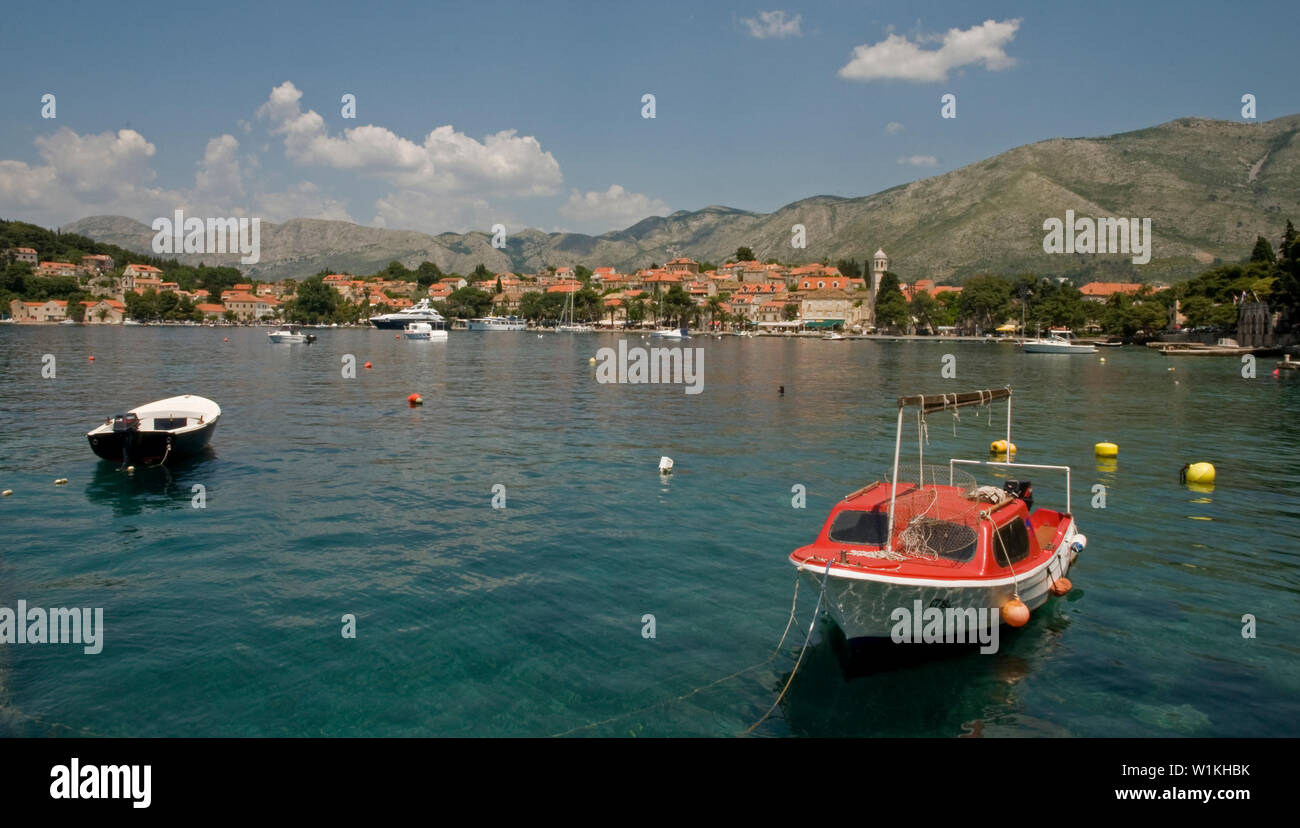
<box><xmin>1</xmin><ymin>0</ymin><xmax>1296</xmax><ymax>236</ymax></box>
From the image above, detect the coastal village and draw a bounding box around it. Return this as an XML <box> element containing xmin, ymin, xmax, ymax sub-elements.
<box><xmin>1</xmin><ymin>242</ymin><xmax>1176</xmax><ymax>336</ymax></box>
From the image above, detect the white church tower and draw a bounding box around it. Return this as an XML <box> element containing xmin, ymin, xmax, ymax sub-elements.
<box><xmin>871</xmin><ymin>248</ymin><xmax>888</xmax><ymax>296</ymax></box>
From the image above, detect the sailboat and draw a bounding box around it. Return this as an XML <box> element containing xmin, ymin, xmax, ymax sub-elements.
<box><xmin>556</xmin><ymin>282</ymin><xmax>593</xmax><ymax>332</ymax></box>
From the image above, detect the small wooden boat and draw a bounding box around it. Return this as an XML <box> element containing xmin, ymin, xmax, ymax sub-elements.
<box><xmin>86</xmin><ymin>395</ymin><xmax>221</xmax><ymax>466</ymax></box>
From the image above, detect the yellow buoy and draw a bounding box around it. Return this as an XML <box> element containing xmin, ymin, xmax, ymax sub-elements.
<box><xmin>990</xmin><ymin>440</ymin><xmax>1016</xmax><ymax>454</ymax></box>
<box><xmin>2</xmin><ymin>489</ymin><xmax>12</xmax><ymax>496</ymax></box>
<box><xmin>54</xmin><ymin>478</ymin><xmax>68</xmax><ymax>485</ymax></box>
<box><xmin>1182</xmin><ymin>462</ymin><xmax>1215</xmax><ymax>485</ymax></box>
<box><xmin>1094</xmin><ymin>442</ymin><xmax>1118</xmax><ymax>458</ymax></box>
<box><xmin>1099</xmin><ymin>357</ymin><xmax>1106</xmax><ymax>363</ymax></box>
<box><xmin>589</xmin><ymin>357</ymin><xmax>596</xmax><ymax>364</ymax></box>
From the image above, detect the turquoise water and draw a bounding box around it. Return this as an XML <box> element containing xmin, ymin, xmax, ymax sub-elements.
<box><xmin>1</xmin><ymin>326</ymin><xmax>1297</xmax><ymax>737</ymax></box>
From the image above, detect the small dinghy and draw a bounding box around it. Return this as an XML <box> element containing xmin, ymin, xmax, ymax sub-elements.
<box><xmin>86</xmin><ymin>395</ymin><xmax>221</xmax><ymax>466</ymax></box>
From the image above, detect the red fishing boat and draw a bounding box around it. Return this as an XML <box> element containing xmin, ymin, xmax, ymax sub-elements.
<box><xmin>789</xmin><ymin>388</ymin><xmax>1085</xmax><ymax>641</ymax></box>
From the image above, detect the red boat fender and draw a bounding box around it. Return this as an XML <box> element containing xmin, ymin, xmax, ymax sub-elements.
<box><xmin>1050</xmin><ymin>577</ymin><xmax>1072</xmax><ymax>596</ymax></box>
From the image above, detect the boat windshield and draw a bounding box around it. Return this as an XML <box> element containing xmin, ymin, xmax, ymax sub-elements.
<box><xmin>828</xmin><ymin>509</ymin><xmax>889</xmax><ymax>544</ymax></box>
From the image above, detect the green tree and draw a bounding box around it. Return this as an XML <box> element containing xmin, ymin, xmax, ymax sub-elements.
<box><xmin>291</xmin><ymin>276</ymin><xmax>341</xmax><ymax>323</ymax></box>
<box><xmin>958</xmin><ymin>275</ymin><xmax>1014</xmax><ymax>333</ymax></box>
<box><xmin>910</xmin><ymin>291</ymin><xmax>939</xmax><ymax>333</ymax></box>
<box><xmin>735</xmin><ymin>246</ymin><xmax>754</xmax><ymax>262</ymax></box>
<box><xmin>415</xmin><ymin>261</ymin><xmax>443</xmax><ymax>288</ymax></box>
<box><xmin>782</xmin><ymin>302</ymin><xmax>800</xmax><ymax>322</ymax></box>
<box><xmin>873</xmin><ymin>271</ymin><xmax>909</xmax><ymax>330</ymax></box>
<box><xmin>1250</xmin><ymin>235</ymin><xmax>1276</xmax><ymax>264</ymax></box>
<box><xmin>446</xmin><ymin>286</ymin><xmax>493</xmax><ymax>318</ymax></box>
<box><xmin>660</xmin><ymin>285</ymin><xmax>694</xmax><ymax>328</ymax></box>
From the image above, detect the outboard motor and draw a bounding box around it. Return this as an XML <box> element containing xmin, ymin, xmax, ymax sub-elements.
<box><xmin>1003</xmin><ymin>479</ymin><xmax>1033</xmax><ymax>511</ymax></box>
<box><xmin>112</xmin><ymin>413</ymin><xmax>140</xmax><ymax>432</ymax></box>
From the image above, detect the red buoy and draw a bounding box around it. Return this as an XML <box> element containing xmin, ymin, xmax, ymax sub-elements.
<box><xmin>1050</xmin><ymin>577</ymin><xmax>1073</xmax><ymax>596</ymax></box>
<box><xmin>88</xmin><ymin>355</ymin><xmax>94</xmax><ymax>361</ymax></box>
<box><xmin>223</xmin><ymin>337</ymin><xmax>229</xmax><ymax>342</ymax></box>
<box><xmin>408</xmin><ymin>393</ymin><xmax>423</xmax><ymax>406</ymax></box>
<box><xmin>364</xmin><ymin>361</ymin><xmax>373</xmax><ymax>369</ymax></box>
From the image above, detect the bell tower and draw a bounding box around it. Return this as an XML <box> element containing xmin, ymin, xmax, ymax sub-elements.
<box><xmin>871</xmin><ymin>248</ymin><xmax>888</xmax><ymax>296</ymax></box>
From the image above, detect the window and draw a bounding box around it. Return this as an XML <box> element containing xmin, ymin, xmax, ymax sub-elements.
<box><xmin>828</xmin><ymin>509</ymin><xmax>890</xmax><ymax>544</ymax></box>
<box><xmin>992</xmin><ymin>520</ymin><xmax>1031</xmax><ymax>567</ymax></box>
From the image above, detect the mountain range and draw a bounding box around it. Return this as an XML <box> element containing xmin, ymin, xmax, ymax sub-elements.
<box><xmin>64</xmin><ymin>114</ymin><xmax>1300</xmax><ymax>284</ymax></box>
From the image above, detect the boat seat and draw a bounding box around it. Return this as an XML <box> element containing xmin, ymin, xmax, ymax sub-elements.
<box><xmin>153</xmin><ymin>417</ymin><xmax>188</xmax><ymax>430</ymax></box>
<box><xmin>1035</xmin><ymin>522</ymin><xmax>1058</xmax><ymax>550</ymax></box>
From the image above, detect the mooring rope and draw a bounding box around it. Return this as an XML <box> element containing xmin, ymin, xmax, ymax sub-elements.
<box><xmin>548</xmin><ymin>571</ymin><xmax>808</xmax><ymax>738</ymax></box>
<box><xmin>743</xmin><ymin>560</ymin><xmax>831</xmax><ymax>735</ymax></box>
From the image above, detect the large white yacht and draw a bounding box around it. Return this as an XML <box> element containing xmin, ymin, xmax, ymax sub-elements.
<box><xmin>369</xmin><ymin>299</ymin><xmax>446</xmax><ymax>330</ymax></box>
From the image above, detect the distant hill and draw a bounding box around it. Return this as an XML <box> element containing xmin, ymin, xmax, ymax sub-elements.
<box><xmin>62</xmin><ymin>114</ymin><xmax>1300</xmax><ymax>283</ymax></box>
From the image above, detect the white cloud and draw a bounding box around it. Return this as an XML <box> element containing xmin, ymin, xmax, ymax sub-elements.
<box><xmin>884</xmin><ymin>121</ymin><xmax>906</xmax><ymax>135</ymax></box>
<box><xmin>839</xmin><ymin>19</ymin><xmax>1021</xmax><ymax>83</ymax></box>
<box><xmin>558</xmin><ymin>185</ymin><xmax>670</xmax><ymax>234</ymax></box>
<box><xmin>742</xmin><ymin>10</ymin><xmax>803</xmax><ymax>39</ymax></box>
<box><xmin>256</xmin><ymin>81</ymin><xmax>563</xmax><ymax>198</ymax></box>
<box><xmin>897</xmin><ymin>155</ymin><xmax>939</xmax><ymax>167</ymax></box>
<box><xmin>0</xmin><ymin>125</ymin><xmax>354</xmax><ymax>228</ymax></box>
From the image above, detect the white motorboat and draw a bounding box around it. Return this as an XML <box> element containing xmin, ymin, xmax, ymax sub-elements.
<box><xmin>268</xmin><ymin>324</ymin><xmax>316</xmax><ymax>344</ymax></box>
<box><xmin>1020</xmin><ymin>330</ymin><xmax>1097</xmax><ymax>354</ymax></box>
<box><xmin>87</xmin><ymin>394</ymin><xmax>221</xmax><ymax>466</ymax></box>
<box><xmin>652</xmin><ymin>326</ymin><xmax>690</xmax><ymax>339</ymax></box>
<box><xmin>467</xmin><ymin>315</ymin><xmax>526</xmax><ymax>331</ymax></box>
<box><xmin>370</xmin><ymin>299</ymin><xmax>446</xmax><ymax>330</ymax></box>
<box><xmin>404</xmin><ymin>321</ymin><xmax>448</xmax><ymax>341</ymax></box>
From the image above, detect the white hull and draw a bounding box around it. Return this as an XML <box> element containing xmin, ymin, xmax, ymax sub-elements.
<box><xmin>467</xmin><ymin>317</ymin><xmax>526</xmax><ymax>331</ymax></box>
<box><xmin>404</xmin><ymin>330</ymin><xmax>448</xmax><ymax>341</ymax></box>
<box><xmin>795</xmin><ymin>520</ymin><xmax>1079</xmax><ymax>640</ymax></box>
<box><xmin>556</xmin><ymin>324</ymin><xmax>594</xmax><ymax>333</ymax></box>
<box><xmin>268</xmin><ymin>332</ymin><xmax>308</xmax><ymax>343</ymax></box>
<box><xmin>1021</xmin><ymin>342</ymin><xmax>1097</xmax><ymax>354</ymax></box>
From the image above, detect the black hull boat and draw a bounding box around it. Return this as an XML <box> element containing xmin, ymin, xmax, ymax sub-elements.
<box><xmin>86</xmin><ymin>395</ymin><xmax>221</xmax><ymax>466</ymax></box>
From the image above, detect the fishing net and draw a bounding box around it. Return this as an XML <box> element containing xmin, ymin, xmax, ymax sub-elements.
<box><xmin>880</xmin><ymin>464</ymin><xmax>983</xmax><ymax>561</ymax></box>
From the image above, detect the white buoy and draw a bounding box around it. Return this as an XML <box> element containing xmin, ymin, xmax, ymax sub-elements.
<box><xmin>658</xmin><ymin>456</ymin><xmax>674</xmax><ymax>474</ymax></box>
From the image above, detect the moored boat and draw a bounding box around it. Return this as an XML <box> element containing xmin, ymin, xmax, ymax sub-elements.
<box><xmin>789</xmin><ymin>387</ymin><xmax>1085</xmax><ymax>642</ymax></box>
<box><xmin>1020</xmin><ymin>329</ymin><xmax>1097</xmax><ymax>354</ymax></box>
<box><xmin>404</xmin><ymin>320</ymin><xmax>448</xmax><ymax>340</ymax></box>
<box><xmin>468</xmin><ymin>315</ymin><xmax>527</xmax><ymax>331</ymax></box>
<box><xmin>86</xmin><ymin>395</ymin><xmax>221</xmax><ymax>466</ymax></box>
<box><xmin>267</xmin><ymin>324</ymin><xmax>316</xmax><ymax>344</ymax></box>
<box><xmin>369</xmin><ymin>299</ymin><xmax>446</xmax><ymax>330</ymax></box>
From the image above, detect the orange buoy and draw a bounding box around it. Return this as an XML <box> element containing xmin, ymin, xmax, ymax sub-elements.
<box><xmin>407</xmin><ymin>393</ymin><xmax>423</xmax><ymax>406</ymax></box>
<box><xmin>88</xmin><ymin>355</ymin><xmax>94</xmax><ymax>361</ymax></box>
<box><xmin>395</xmin><ymin>334</ymin><xmax>400</xmax><ymax>339</ymax></box>
<box><xmin>364</xmin><ymin>361</ymin><xmax>373</xmax><ymax>369</ymax></box>
<box><xmin>223</xmin><ymin>337</ymin><xmax>229</xmax><ymax>342</ymax></box>
<box><xmin>1050</xmin><ymin>577</ymin><xmax>1073</xmax><ymax>596</ymax></box>
<box><xmin>1001</xmin><ymin>598</ymin><xmax>1030</xmax><ymax>627</ymax></box>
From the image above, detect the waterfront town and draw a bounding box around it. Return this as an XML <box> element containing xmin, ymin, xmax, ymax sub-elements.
<box><xmin>0</xmin><ymin>243</ymin><xmax>1181</xmax><ymax>336</ymax></box>
<box><xmin>2</xmin><ymin>221</ymin><xmax>1296</xmax><ymax>344</ymax></box>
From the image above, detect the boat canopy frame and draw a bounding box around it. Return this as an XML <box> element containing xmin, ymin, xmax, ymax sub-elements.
<box><xmin>885</xmin><ymin>387</ymin><xmax>1014</xmax><ymax>554</ymax></box>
